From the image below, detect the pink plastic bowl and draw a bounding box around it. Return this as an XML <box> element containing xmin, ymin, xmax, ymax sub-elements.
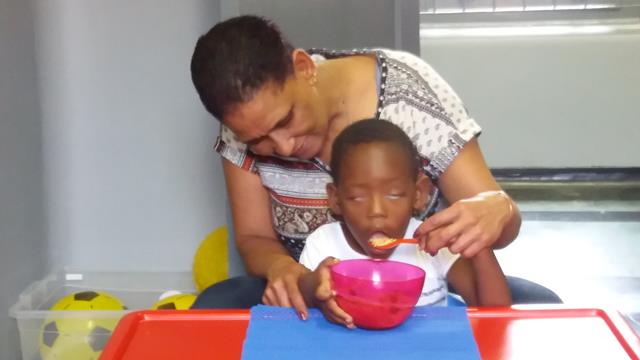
<box><xmin>330</xmin><ymin>259</ymin><xmax>426</xmax><ymax>329</ymax></box>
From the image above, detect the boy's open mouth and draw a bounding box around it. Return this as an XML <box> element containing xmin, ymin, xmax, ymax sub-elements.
<box><xmin>368</xmin><ymin>232</ymin><xmax>394</xmax><ymax>248</ymax></box>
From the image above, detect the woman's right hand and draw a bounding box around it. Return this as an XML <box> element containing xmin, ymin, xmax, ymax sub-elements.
<box><xmin>262</xmin><ymin>257</ymin><xmax>310</xmax><ymax>314</ymax></box>
<box><xmin>222</xmin><ymin>159</ymin><xmax>352</xmax><ymax>326</ymax></box>
<box><xmin>222</xmin><ymin>159</ymin><xmax>312</xmax><ymax>315</ymax></box>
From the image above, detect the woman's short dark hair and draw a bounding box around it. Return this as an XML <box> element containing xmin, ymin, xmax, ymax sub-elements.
<box><xmin>330</xmin><ymin>119</ymin><xmax>421</xmax><ymax>183</ymax></box>
<box><xmin>190</xmin><ymin>15</ymin><xmax>294</xmax><ymax>120</ymax></box>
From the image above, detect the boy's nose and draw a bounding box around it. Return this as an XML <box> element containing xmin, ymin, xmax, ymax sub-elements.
<box><xmin>368</xmin><ymin>195</ymin><xmax>387</xmax><ymax>218</ymax></box>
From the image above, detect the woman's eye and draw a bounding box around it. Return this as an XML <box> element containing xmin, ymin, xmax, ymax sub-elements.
<box><xmin>387</xmin><ymin>193</ymin><xmax>404</xmax><ymax>200</ymax></box>
<box><xmin>275</xmin><ymin>106</ymin><xmax>294</xmax><ymax>130</ymax></box>
<box><xmin>347</xmin><ymin>195</ymin><xmax>365</xmax><ymax>202</ymax></box>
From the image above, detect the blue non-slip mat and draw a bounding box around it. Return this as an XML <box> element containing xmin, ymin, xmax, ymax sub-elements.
<box><xmin>241</xmin><ymin>305</ymin><xmax>481</xmax><ymax>359</ymax></box>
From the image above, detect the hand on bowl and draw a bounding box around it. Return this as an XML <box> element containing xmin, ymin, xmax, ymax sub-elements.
<box><xmin>299</xmin><ymin>257</ymin><xmax>355</xmax><ymax>328</ymax></box>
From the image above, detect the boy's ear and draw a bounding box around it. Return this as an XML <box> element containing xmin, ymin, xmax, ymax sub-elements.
<box><xmin>326</xmin><ymin>182</ymin><xmax>342</xmax><ymax>215</ymax></box>
<box><xmin>413</xmin><ymin>174</ymin><xmax>433</xmax><ymax>213</ymax></box>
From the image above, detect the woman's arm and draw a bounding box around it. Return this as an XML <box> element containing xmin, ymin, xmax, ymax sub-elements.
<box><xmin>222</xmin><ymin>159</ymin><xmax>309</xmax><ymax>312</ymax></box>
<box><xmin>447</xmin><ymin>249</ymin><xmax>511</xmax><ymax>307</ymax></box>
<box><xmin>414</xmin><ymin>138</ymin><xmax>522</xmax><ymax>257</ymax></box>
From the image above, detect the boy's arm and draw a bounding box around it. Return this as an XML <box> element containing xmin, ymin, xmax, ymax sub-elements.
<box><xmin>447</xmin><ymin>249</ymin><xmax>511</xmax><ymax>307</ymax></box>
<box><xmin>298</xmin><ymin>269</ymin><xmax>323</xmax><ymax>308</ymax></box>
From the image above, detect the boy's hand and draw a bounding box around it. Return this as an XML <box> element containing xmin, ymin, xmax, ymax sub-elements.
<box><xmin>313</xmin><ymin>257</ymin><xmax>355</xmax><ymax>329</ymax></box>
<box><xmin>298</xmin><ymin>257</ymin><xmax>354</xmax><ymax>328</ymax></box>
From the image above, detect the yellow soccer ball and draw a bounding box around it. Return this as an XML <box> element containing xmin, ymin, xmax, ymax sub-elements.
<box><xmin>39</xmin><ymin>291</ymin><xmax>126</xmax><ymax>360</ymax></box>
<box><xmin>151</xmin><ymin>293</ymin><xmax>197</xmax><ymax>310</ymax></box>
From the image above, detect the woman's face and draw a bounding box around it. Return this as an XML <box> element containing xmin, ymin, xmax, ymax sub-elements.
<box><xmin>223</xmin><ymin>74</ymin><xmax>328</xmax><ymax>160</ymax></box>
<box><xmin>328</xmin><ymin>142</ymin><xmax>424</xmax><ymax>258</ymax></box>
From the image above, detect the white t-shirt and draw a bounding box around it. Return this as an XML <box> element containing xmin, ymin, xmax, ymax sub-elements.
<box><xmin>299</xmin><ymin>218</ymin><xmax>460</xmax><ymax>306</ymax></box>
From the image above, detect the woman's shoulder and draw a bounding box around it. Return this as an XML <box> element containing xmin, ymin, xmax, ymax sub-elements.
<box><xmin>215</xmin><ymin>124</ymin><xmax>258</xmax><ymax>171</ymax></box>
<box><xmin>377</xmin><ymin>48</ymin><xmax>424</xmax><ymax>63</ymax></box>
<box><xmin>305</xmin><ymin>47</ymin><xmax>432</xmax><ymax>72</ymax></box>
<box><xmin>376</xmin><ymin>49</ymin><xmax>437</xmax><ymax>76</ymax></box>
<box><xmin>374</xmin><ymin>50</ymin><xmax>482</xmax><ymax>179</ymax></box>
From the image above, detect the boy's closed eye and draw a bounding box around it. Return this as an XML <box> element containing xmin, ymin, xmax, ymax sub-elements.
<box><xmin>386</xmin><ymin>192</ymin><xmax>406</xmax><ymax>200</ymax></box>
<box><xmin>346</xmin><ymin>194</ymin><xmax>367</xmax><ymax>202</ymax></box>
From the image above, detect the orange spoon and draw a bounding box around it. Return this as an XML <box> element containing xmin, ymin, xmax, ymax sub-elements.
<box><xmin>369</xmin><ymin>237</ymin><xmax>419</xmax><ymax>250</ymax></box>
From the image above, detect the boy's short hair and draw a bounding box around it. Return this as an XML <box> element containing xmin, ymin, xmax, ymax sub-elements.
<box><xmin>330</xmin><ymin>119</ymin><xmax>421</xmax><ymax>183</ymax></box>
<box><xmin>190</xmin><ymin>15</ymin><xmax>294</xmax><ymax>120</ymax></box>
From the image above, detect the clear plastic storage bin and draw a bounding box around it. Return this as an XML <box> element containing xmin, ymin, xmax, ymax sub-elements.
<box><xmin>9</xmin><ymin>269</ymin><xmax>195</xmax><ymax>360</ymax></box>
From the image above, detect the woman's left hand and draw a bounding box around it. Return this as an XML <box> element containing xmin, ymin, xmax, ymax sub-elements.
<box><xmin>413</xmin><ymin>191</ymin><xmax>514</xmax><ymax>258</ymax></box>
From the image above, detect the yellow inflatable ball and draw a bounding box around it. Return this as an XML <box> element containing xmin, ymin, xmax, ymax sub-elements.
<box><xmin>39</xmin><ymin>291</ymin><xmax>126</xmax><ymax>360</ymax></box>
<box><xmin>193</xmin><ymin>226</ymin><xmax>229</xmax><ymax>292</ymax></box>
<box><xmin>151</xmin><ymin>293</ymin><xmax>197</xmax><ymax>310</ymax></box>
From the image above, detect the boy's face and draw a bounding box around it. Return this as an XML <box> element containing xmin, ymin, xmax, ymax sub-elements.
<box><xmin>327</xmin><ymin>141</ymin><xmax>428</xmax><ymax>258</ymax></box>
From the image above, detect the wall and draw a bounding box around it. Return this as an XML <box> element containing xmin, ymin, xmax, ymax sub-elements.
<box><xmin>5</xmin><ymin>1</ymin><xmax>421</xmax><ymax>309</ymax></box>
<box><xmin>33</xmin><ymin>0</ymin><xmax>227</xmax><ymax>272</ymax></box>
<box><xmin>229</xmin><ymin>1</ymin><xmax>640</xmax><ymax>168</ymax></box>
<box><xmin>238</xmin><ymin>0</ymin><xmax>419</xmax><ymax>53</ymax></box>
<box><xmin>0</xmin><ymin>0</ymin><xmax>47</xmax><ymax>357</ymax></box>
<box><xmin>421</xmin><ymin>30</ymin><xmax>640</xmax><ymax>168</ymax></box>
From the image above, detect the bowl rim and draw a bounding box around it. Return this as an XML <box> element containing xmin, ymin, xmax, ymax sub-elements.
<box><xmin>330</xmin><ymin>258</ymin><xmax>425</xmax><ymax>282</ymax></box>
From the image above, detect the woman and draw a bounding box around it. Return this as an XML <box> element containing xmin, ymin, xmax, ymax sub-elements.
<box><xmin>189</xmin><ymin>15</ymin><xmax>557</xmax><ymax>312</ymax></box>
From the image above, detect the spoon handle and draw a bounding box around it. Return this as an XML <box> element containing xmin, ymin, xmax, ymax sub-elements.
<box><xmin>373</xmin><ymin>238</ymin><xmax>419</xmax><ymax>249</ymax></box>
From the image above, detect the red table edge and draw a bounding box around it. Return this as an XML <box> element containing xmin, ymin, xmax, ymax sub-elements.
<box><xmin>101</xmin><ymin>310</ymin><xmax>250</xmax><ymax>359</ymax></box>
<box><xmin>467</xmin><ymin>306</ymin><xmax>640</xmax><ymax>359</ymax></box>
<box><xmin>100</xmin><ymin>307</ymin><xmax>640</xmax><ymax>360</ymax></box>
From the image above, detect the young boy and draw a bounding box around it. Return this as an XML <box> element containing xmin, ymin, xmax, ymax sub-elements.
<box><xmin>298</xmin><ymin>119</ymin><xmax>511</xmax><ymax>328</ymax></box>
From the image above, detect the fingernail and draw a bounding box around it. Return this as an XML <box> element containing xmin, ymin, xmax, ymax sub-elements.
<box><xmin>298</xmin><ymin>312</ymin><xmax>307</xmax><ymax>321</ymax></box>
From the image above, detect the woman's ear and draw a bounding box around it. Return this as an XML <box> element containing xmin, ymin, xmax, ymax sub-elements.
<box><xmin>291</xmin><ymin>49</ymin><xmax>317</xmax><ymax>85</ymax></box>
<box><xmin>413</xmin><ymin>174</ymin><xmax>433</xmax><ymax>213</ymax></box>
<box><xmin>326</xmin><ymin>182</ymin><xmax>342</xmax><ymax>216</ymax></box>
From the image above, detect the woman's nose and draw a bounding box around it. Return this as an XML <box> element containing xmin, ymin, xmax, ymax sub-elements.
<box><xmin>268</xmin><ymin>129</ymin><xmax>295</xmax><ymax>157</ymax></box>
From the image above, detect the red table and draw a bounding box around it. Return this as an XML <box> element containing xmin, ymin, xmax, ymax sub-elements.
<box><xmin>101</xmin><ymin>307</ymin><xmax>640</xmax><ymax>360</ymax></box>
